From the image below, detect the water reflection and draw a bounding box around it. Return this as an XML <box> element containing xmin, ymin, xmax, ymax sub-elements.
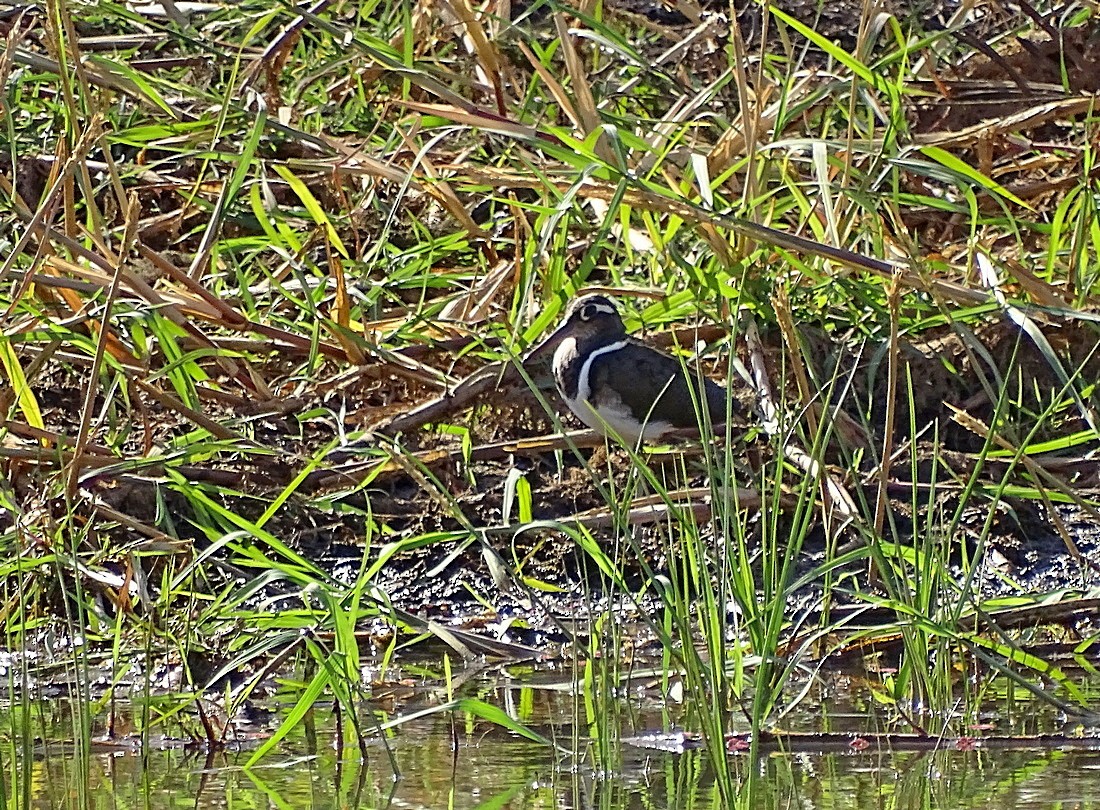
<box><xmin>8</xmin><ymin>670</ymin><xmax>1100</xmax><ymax>809</ymax></box>
<box><xmin>18</xmin><ymin>726</ymin><xmax>1100</xmax><ymax>809</ymax></box>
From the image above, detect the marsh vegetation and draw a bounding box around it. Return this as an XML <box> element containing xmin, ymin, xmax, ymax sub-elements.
<box><xmin>1</xmin><ymin>0</ymin><xmax>1099</xmax><ymax>805</ymax></box>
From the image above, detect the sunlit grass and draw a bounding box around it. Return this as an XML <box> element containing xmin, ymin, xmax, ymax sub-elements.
<box><xmin>0</xmin><ymin>2</ymin><xmax>1098</xmax><ymax>804</ymax></box>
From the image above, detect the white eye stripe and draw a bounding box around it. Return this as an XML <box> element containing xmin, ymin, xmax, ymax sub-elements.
<box><xmin>580</xmin><ymin>302</ymin><xmax>617</xmax><ymax>319</ymax></box>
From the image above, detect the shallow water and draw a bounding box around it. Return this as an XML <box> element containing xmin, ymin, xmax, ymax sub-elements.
<box><xmin>6</xmin><ymin>664</ymin><xmax>1100</xmax><ymax>809</ymax></box>
<box><xmin>21</xmin><ymin>730</ymin><xmax>1100</xmax><ymax>809</ymax></box>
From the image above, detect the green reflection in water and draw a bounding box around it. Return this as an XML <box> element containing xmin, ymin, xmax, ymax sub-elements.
<box><xmin>5</xmin><ymin>706</ymin><xmax>1100</xmax><ymax>810</ymax></box>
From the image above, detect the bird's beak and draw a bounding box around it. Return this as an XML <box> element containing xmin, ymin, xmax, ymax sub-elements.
<box><xmin>522</xmin><ymin>319</ymin><xmax>571</xmax><ymax>366</ymax></box>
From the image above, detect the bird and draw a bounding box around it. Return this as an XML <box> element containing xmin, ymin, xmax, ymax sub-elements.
<box><xmin>539</xmin><ymin>294</ymin><xmax>744</xmax><ymax>444</ymax></box>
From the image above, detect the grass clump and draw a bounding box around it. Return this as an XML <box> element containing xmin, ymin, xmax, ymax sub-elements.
<box><xmin>0</xmin><ymin>0</ymin><xmax>1098</xmax><ymax>788</ymax></box>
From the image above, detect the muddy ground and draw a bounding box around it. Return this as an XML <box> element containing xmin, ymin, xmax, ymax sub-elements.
<box><xmin>65</xmin><ymin>308</ymin><xmax>1100</xmax><ymax>653</ymax></box>
<box><xmin>5</xmin><ymin>0</ymin><xmax>1100</xmax><ymax>651</ymax></box>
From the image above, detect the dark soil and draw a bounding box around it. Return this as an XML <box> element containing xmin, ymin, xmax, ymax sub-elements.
<box><xmin>33</xmin><ymin>308</ymin><xmax>1099</xmax><ymax>653</ymax></box>
<box><xmin>5</xmin><ymin>0</ymin><xmax>1100</xmax><ymax>653</ymax></box>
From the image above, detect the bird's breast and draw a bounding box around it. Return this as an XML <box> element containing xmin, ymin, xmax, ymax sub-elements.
<box><xmin>552</xmin><ymin>336</ymin><xmax>580</xmax><ymax>399</ymax></box>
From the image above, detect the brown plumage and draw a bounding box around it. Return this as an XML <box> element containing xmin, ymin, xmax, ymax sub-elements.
<box><xmin>544</xmin><ymin>294</ymin><xmax>743</xmax><ymax>443</ymax></box>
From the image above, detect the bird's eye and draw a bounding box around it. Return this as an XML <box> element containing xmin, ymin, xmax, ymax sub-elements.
<box><xmin>580</xmin><ymin>304</ymin><xmax>595</xmax><ymax>320</ymax></box>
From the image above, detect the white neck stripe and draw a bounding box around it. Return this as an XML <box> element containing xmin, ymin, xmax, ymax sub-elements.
<box><xmin>576</xmin><ymin>340</ymin><xmax>629</xmax><ymax>403</ymax></box>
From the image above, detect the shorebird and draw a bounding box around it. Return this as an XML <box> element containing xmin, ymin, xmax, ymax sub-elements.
<box><xmin>540</xmin><ymin>294</ymin><xmax>743</xmax><ymax>443</ymax></box>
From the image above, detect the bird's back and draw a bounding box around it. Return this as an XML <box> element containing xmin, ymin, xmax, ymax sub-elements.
<box><xmin>587</xmin><ymin>339</ymin><xmax>738</xmax><ymax>433</ymax></box>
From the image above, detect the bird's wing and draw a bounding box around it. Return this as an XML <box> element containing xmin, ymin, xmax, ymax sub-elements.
<box><xmin>588</xmin><ymin>340</ymin><xmax>731</xmax><ymax>428</ymax></box>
